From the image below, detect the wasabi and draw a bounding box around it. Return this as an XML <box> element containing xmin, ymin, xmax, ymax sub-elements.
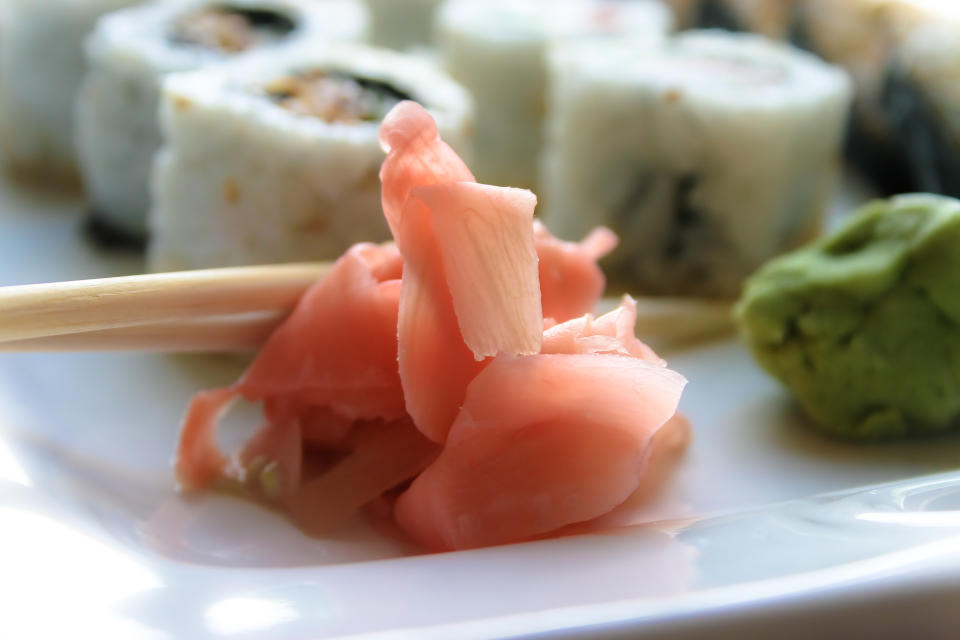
<box><xmin>737</xmin><ymin>194</ymin><xmax>960</xmax><ymax>439</ymax></box>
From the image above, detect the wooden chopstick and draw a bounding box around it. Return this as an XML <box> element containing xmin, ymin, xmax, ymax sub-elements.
<box><xmin>0</xmin><ymin>262</ymin><xmax>328</xmax><ymax>343</ymax></box>
<box><xmin>0</xmin><ymin>299</ymin><xmax>735</xmax><ymax>353</ymax></box>
<box><xmin>0</xmin><ymin>261</ymin><xmax>735</xmax><ymax>353</ymax></box>
<box><xmin>0</xmin><ymin>312</ymin><xmax>286</xmax><ymax>352</ymax></box>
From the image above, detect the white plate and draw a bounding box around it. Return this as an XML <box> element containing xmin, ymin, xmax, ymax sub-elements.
<box><xmin>3</xmin><ymin>179</ymin><xmax>960</xmax><ymax>639</ymax></box>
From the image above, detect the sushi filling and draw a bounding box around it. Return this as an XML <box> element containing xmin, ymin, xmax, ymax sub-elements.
<box><xmin>609</xmin><ymin>170</ymin><xmax>744</xmax><ymax>296</ymax></box>
<box><xmin>171</xmin><ymin>4</ymin><xmax>296</xmax><ymax>53</ymax></box>
<box><xmin>264</xmin><ymin>70</ymin><xmax>413</xmax><ymax>123</ymax></box>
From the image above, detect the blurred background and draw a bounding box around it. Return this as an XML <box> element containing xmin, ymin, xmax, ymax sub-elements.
<box><xmin>0</xmin><ymin>0</ymin><xmax>955</xmax><ymax>298</ymax></box>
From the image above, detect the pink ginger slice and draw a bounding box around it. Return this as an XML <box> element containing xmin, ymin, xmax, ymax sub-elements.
<box><xmin>236</xmin><ymin>243</ymin><xmax>405</xmax><ymax>423</ymax></box>
<box><xmin>392</xmin><ymin>193</ymin><xmax>486</xmax><ymax>443</ymax></box>
<box><xmin>287</xmin><ymin>418</ymin><xmax>440</xmax><ymax>536</ymax></box>
<box><xmin>417</xmin><ymin>182</ymin><xmax>542</xmax><ymax>359</ymax></box>
<box><xmin>542</xmin><ymin>295</ymin><xmax>664</xmax><ymax>365</ymax></box>
<box><xmin>394</xmin><ymin>353</ymin><xmax>688</xmax><ymax>551</ymax></box>
<box><xmin>379</xmin><ymin>100</ymin><xmax>474</xmax><ymax>238</ymax></box>
<box><xmin>175</xmin><ymin>387</ymin><xmax>237</xmax><ymax>491</ymax></box>
<box><xmin>380</xmin><ymin>102</ymin><xmax>543</xmax><ymax>442</ymax></box>
<box><xmin>535</xmin><ymin>221</ymin><xmax>618</xmax><ymax>323</ymax></box>
<box><xmin>174</xmin><ymin>243</ymin><xmax>404</xmax><ymax>492</ymax></box>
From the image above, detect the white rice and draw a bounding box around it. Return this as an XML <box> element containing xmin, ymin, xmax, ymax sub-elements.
<box><xmin>435</xmin><ymin>0</ymin><xmax>671</xmax><ymax>192</ymax></box>
<box><xmin>0</xmin><ymin>0</ymin><xmax>139</xmax><ymax>186</ymax></box>
<box><xmin>76</xmin><ymin>0</ymin><xmax>367</xmax><ymax>238</ymax></box>
<box><xmin>542</xmin><ymin>30</ymin><xmax>852</xmax><ymax>297</ymax></box>
<box><xmin>148</xmin><ymin>42</ymin><xmax>472</xmax><ymax>271</ymax></box>
<box><xmin>364</xmin><ymin>0</ymin><xmax>441</xmax><ymax>50</ymax></box>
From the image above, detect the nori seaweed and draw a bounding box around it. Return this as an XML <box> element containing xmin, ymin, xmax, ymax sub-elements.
<box><xmin>691</xmin><ymin>0</ymin><xmax>746</xmax><ymax>32</ymax></box>
<box><xmin>844</xmin><ymin>108</ymin><xmax>917</xmax><ymax>196</ymax></box>
<box><xmin>788</xmin><ymin>8</ymin><xmax>917</xmax><ymax>195</ymax></box>
<box><xmin>663</xmin><ymin>174</ymin><xmax>702</xmax><ymax>261</ymax></box>
<box><xmin>614</xmin><ymin>172</ymin><xmax>705</xmax><ymax>263</ymax></box>
<box><xmin>882</xmin><ymin>64</ymin><xmax>960</xmax><ymax>198</ymax></box>
<box><xmin>265</xmin><ymin>70</ymin><xmax>414</xmax><ymax>122</ymax></box>
<box><xmin>784</xmin><ymin>5</ymin><xmax>814</xmax><ymax>53</ymax></box>
<box><xmin>83</xmin><ymin>213</ymin><xmax>147</xmax><ymax>252</ymax></box>
<box><xmin>169</xmin><ymin>4</ymin><xmax>298</xmax><ymax>48</ymax></box>
<box><xmin>212</xmin><ymin>4</ymin><xmax>297</xmax><ymax>36</ymax></box>
<box><xmin>340</xmin><ymin>74</ymin><xmax>414</xmax><ymax>105</ymax></box>
<box><xmin>610</xmin><ymin>172</ymin><xmax>730</xmax><ymax>295</ymax></box>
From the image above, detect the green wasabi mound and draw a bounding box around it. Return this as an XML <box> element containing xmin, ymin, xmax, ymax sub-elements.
<box><xmin>736</xmin><ymin>194</ymin><xmax>960</xmax><ymax>439</ymax></box>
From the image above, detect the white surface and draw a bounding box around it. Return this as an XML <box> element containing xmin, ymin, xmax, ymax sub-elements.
<box><xmin>2</xmin><ymin>180</ymin><xmax>960</xmax><ymax>638</ymax></box>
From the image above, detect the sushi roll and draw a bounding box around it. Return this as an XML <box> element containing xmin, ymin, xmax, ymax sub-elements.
<box><xmin>667</xmin><ymin>0</ymin><xmax>800</xmax><ymax>38</ymax></box>
<box><xmin>364</xmin><ymin>0</ymin><xmax>441</xmax><ymax>50</ymax></box>
<box><xmin>148</xmin><ymin>43</ymin><xmax>472</xmax><ymax>271</ymax></box>
<box><xmin>435</xmin><ymin>0</ymin><xmax>671</xmax><ymax>192</ymax></box>
<box><xmin>790</xmin><ymin>0</ymin><xmax>911</xmax><ymax>193</ymax></box>
<box><xmin>881</xmin><ymin>7</ymin><xmax>960</xmax><ymax>197</ymax></box>
<box><xmin>0</xmin><ymin>0</ymin><xmax>140</xmax><ymax>187</ymax></box>
<box><xmin>542</xmin><ymin>31</ymin><xmax>852</xmax><ymax>298</ymax></box>
<box><xmin>76</xmin><ymin>0</ymin><xmax>367</xmax><ymax>240</ymax></box>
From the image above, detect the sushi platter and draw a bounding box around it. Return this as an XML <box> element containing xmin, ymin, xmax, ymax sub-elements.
<box><xmin>3</xmin><ymin>178</ymin><xmax>960</xmax><ymax>637</ymax></box>
<box><xmin>4</xmin><ymin>0</ymin><xmax>960</xmax><ymax>638</ymax></box>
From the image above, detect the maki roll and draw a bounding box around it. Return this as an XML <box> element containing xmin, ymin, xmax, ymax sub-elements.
<box><xmin>879</xmin><ymin>4</ymin><xmax>960</xmax><ymax>197</ymax></box>
<box><xmin>364</xmin><ymin>0</ymin><xmax>441</xmax><ymax>50</ymax></box>
<box><xmin>792</xmin><ymin>0</ymin><xmax>960</xmax><ymax>196</ymax></box>
<box><xmin>667</xmin><ymin>0</ymin><xmax>800</xmax><ymax>38</ymax></box>
<box><xmin>76</xmin><ymin>0</ymin><xmax>367</xmax><ymax>239</ymax></box>
<box><xmin>790</xmin><ymin>0</ymin><xmax>910</xmax><ymax>194</ymax></box>
<box><xmin>435</xmin><ymin>0</ymin><xmax>671</xmax><ymax>192</ymax></box>
<box><xmin>542</xmin><ymin>31</ymin><xmax>852</xmax><ymax>298</ymax></box>
<box><xmin>0</xmin><ymin>0</ymin><xmax>139</xmax><ymax>186</ymax></box>
<box><xmin>148</xmin><ymin>43</ymin><xmax>472</xmax><ymax>271</ymax></box>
